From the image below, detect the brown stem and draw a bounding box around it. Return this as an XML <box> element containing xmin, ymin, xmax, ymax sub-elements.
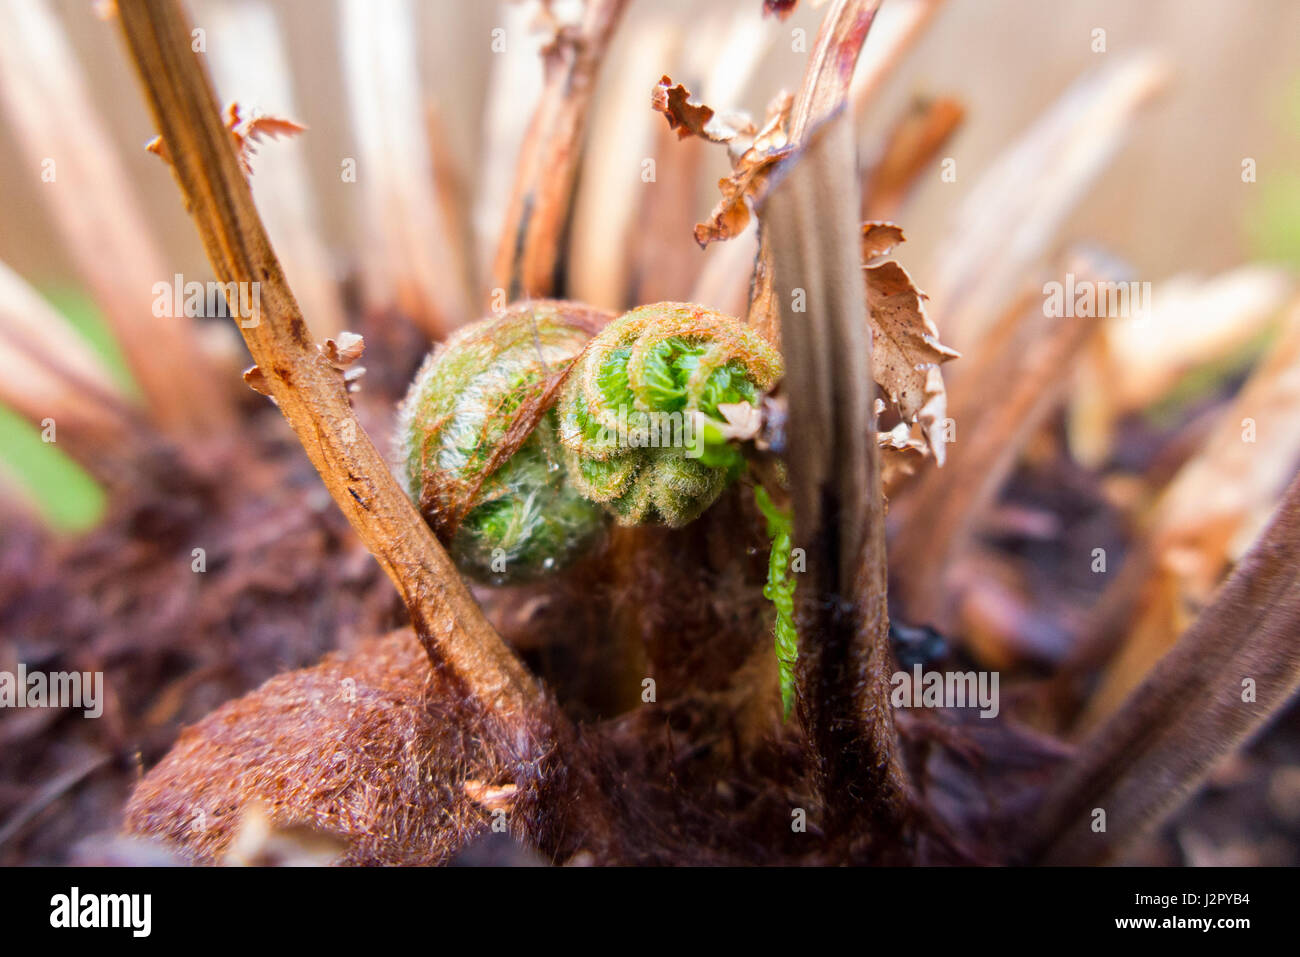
<box><xmin>1053</xmin><ymin>296</ymin><xmax>1300</xmax><ymax>730</ymax></box>
<box><xmin>338</xmin><ymin>0</ymin><xmax>470</xmax><ymax>338</ymax></box>
<box><xmin>114</xmin><ymin>0</ymin><xmax>544</xmax><ymax>729</ymax></box>
<box><xmin>0</xmin><ymin>0</ymin><xmax>232</xmax><ymax>434</ymax></box>
<box><xmin>489</xmin><ymin>0</ymin><xmax>630</xmax><ymax>303</ymax></box>
<box><xmin>861</xmin><ymin>96</ymin><xmax>965</xmax><ymax>221</ymax></box>
<box><xmin>889</xmin><ymin>248</ymin><xmax>1118</xmax><ymax>629</ymax></box>
<box><xmin>764</xmin><ymin>115</ymin><xmax>908</xmax><ymax>843</ymax></box>
<box><xmin>748</xmin><ymin>0</ymin><xmax>883</xmax><ymax>345</ymax></box>
<box><xmin>1020</xmin><ymin>469</ymin><xmax>1300</xmax><ymax>864</ymax></box>
<box><xmin>788</xmin><ymin>0</ymin><xmax>883</xmax><ymax>144</ymax></box>
<box><xmin>848</xmin><ymin>0</ymin><xmax>946</xmax><ymax>116</ymax></box>
<box><xmin>926</xmin><ymin>55</ymin><xmax>1167</xmax><ymax>354</ymax></box>
<box><xmin>742</xmin><ymin>0</ymin><xmax>910</xmax><ymax>844</ymax></box>
<box><xmin>202</xmin><ymin>0</ymin><xmax>349</xmax><ymax>341</ymax></box>
<box><xmin>0</xmin><ymin>261</ymin><xmax>149</xmax><ymax>482</ymax></box>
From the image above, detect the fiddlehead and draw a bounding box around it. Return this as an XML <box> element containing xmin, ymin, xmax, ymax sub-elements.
<box><xmin>557</xmin><ymin>302</ymin><xmax>783</xmax><ymax>526</ymax></box>
<box><xmin>397</xmin><ymin>302</ymin><xmax>610</xmax><ymax>583</ymax></box>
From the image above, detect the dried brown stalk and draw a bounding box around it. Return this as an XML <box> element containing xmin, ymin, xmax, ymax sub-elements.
<box><xmin>848</xmin><ymin>0</ymin><xmax>946</xmax><ymax>113</ymax></box>
<box><xmin>725</xmin><ymin>0</ymin><xmax>914</xmax><ymax>843</ymax></box>
<box><xmin>201</xmin><ymin>0</ymin><xmax>348</xmax><ymax>340</ymax></box>
<box><xmin>0</xmin><ymin>260</ymin><xmax>146</xmax><ymax>479</ymax></box>
<box><xmin>749</xmin><ymin>0</ymin><xmax>883</xmax><ymax>343</ymax></box>
<box><xmin>1068</xmin><ymin>266</ymin><xmax>1291</xmax><ymax>467</ymax></box>
<box><xmin>424</xmin><ymin>101</ymin><xmax>475</xmax><ymax>322</ymax></box>
<box><xmin>862</xmin><ymin>96</ymin><xmax>964</xmax><ymax>221</ymax></box>
<box><xmin>0</xmin><ymin>262</ymin><xmax>128</xmax><ymax>410</ymax></box>
<box><xmin>568</xmin><ymin>20</ymin><xmax>680</xmax><ymax>309</ymax></box>
<box><xmin>764</xmin><ymin>115</ymin><xmax>909</xmax><ymax>840</ymax></box>
<box><xmin>638</xmin><ymin>2</ymin><xmax>903</xmax><ymax>807</ymax></box>
<box><xmin>1063</xmin><ymin>296</ymin><xmax>1300</xmax><ymax>728</ymax></box>
<box><xmin>628</xmin><ymin>121</ymin><xmax>710</xmax><ymax>305</ymax></box>
<box><xmin>0</xmin><ymin>0</ymin><xmax>230</xmax><ymax>433</ymax></box>
<box><xmin>1021</xmin><ymin>470</ymin><xmax>1300</xmax><ymax>864</ymax></box>
<box><xmin>790</xmin><ymin>0</ymin><xmax>883</xmax><ymax>144</ymax></box>
<box><xmin>473</xmin><ymin>1</ymin><xmax>545</xmax><ymax>292</ymax></box>
<box><xmin>926</xmin><ymin>54</ymin><xmax>1168</xmax><ymax>353</ymax></box>
<box><xmin>889</xmin><ymin>249</ymin><xmax>1119</xmax><ymax>629</ymax></box>
<box><xmin>489</xmin><ymin>0</ymin><xmax>630</xmax><ymax>302</ymax></box>
<box><xmin>114</xmin><ymin>0</ymin><xmax>542</xmax><ymax>729</ymax></box>
<box><xmin>338</xmin><ymin>0</ymin><xmax>470</xmax><ymax>338</ymax></box>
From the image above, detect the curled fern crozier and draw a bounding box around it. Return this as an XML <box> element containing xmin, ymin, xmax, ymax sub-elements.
<box><xmin>557</xmin><ymin>302</ymin><xmax>783</xmax><ymax>527</ymax></box>
<box><xmin>397</xmin><ymin>302</ymin><xmax>610</xmax><ymax>583</ymax></box>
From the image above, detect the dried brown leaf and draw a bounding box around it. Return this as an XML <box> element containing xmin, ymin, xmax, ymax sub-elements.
<box><xmin>880</xmin><ymin>444</ymin><xmax>924</xmax><ymax>500</ymax></box>
<box><xmin>863</xmin><ymin>259</ymin><xmax>959</xmax><ymax>462</ymax></box>
<box><xmin>149</xmin><ymin>102</ymin><xmax>306</xmax><ymax>178</ymax></box>
<box><xmin>861</xmin><ymin>220</ymin><xmax>906</xmax><ymax>260</ymax></box>
<box><xmin>878</xmin><ymin>420</ymin><xmax>928</xmax><ymax>499</ymax></box>
<box><xmin>648</xmin><ymin>75</ymin><xmax>796</xmax><ymax>248</ymax></box>
<box><xmin>694</xmin><ymin>93</ymin><xmax>795</xmax><ymax>247</ymax></box>
<box><xmin>652</xmin><ymin>75</ymin><xmax>735</xmax><ymax>143</ymax></box>
<box><xmin>915</xmin><ymin>366</ymin><xmax>950</xmax><ymax>464</ymax></box>
<box><xmin>320</xmin><ymin>331</ymin><xmax>365</xmax><ymax>368</ymax></box>
<box><xmin>877</xmin><ymin>420</ymin><xmax>926</xmax><ymax>453</ymax></box>
<box><xmin>242</xmin><ymin>364</ymin><xmax>273</xmax><ymax>397</ymax></box>
<box><xmin>224</xmin><ymin>101</ymin><xmax>306</xmax><ymax>176</ymax></box>
<box><xmin>862</xmin><ymin>96</ymin><xmax>964</xmax><ymax>220</ymax></box>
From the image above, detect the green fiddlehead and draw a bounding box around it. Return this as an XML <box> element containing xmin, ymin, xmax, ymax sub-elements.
<box><xmin>399</xmin><ymin>299</ymin><xmax>797</xmax><ymax>713</ymax></box>
<box><xmin>557</xmin><ymin>302</ymin><xmax>783</xmax><ymax>526</ymax></box>
<box><xmin>396</xmin><ymin>302</ymin><xmax>610</xmax><ymax>583</ymax></box>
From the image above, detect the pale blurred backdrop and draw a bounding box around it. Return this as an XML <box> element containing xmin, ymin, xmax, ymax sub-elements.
<box><xmin>2</xmin><ymin>0</ymin><xmax>1297</xmax><ymax>299</ymax></box>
